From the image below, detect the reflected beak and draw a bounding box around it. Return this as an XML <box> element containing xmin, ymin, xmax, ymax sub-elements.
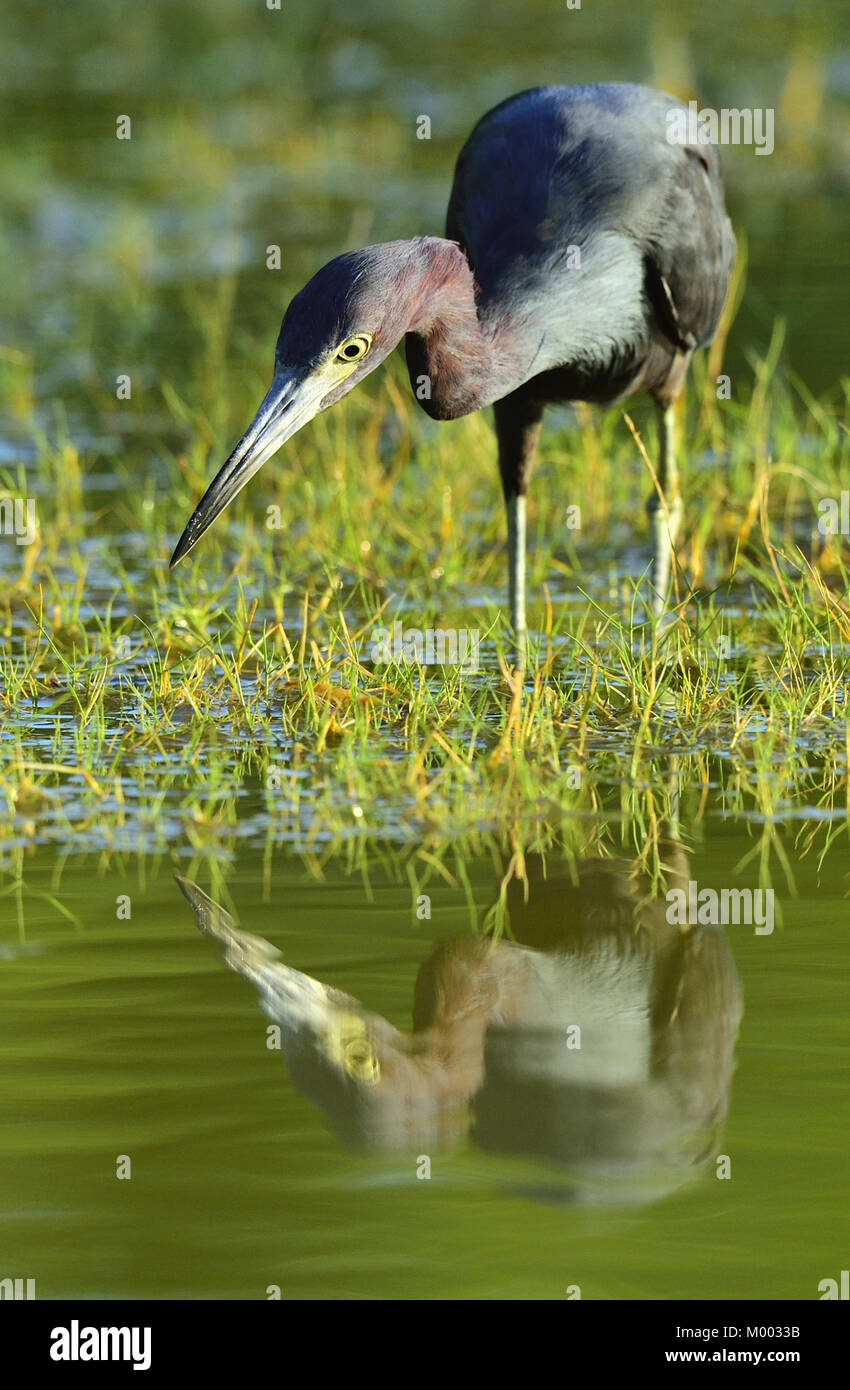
<box><xmin>174</xmin><ymin>873</ymin><xmax>333</xmax><ymax>1030</ymax></box>
<box><xmin>170</xmin><ymin>368</ymin><xmax>328</xmax><ymax>566</ymax></box>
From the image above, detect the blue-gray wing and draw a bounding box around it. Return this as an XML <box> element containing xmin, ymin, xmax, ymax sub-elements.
<box><xmin>446</xmin><ymin>84</ymin><xmax>736</xmax><ymax>355</ymax></box>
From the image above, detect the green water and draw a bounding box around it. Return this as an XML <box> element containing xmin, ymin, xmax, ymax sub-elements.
<box><xmin>1</xmin><ymin>816</ymin><xmax>848</xmax><ymax>1300</ymax></box>
<box><xmin>1</xmin><ymin>0</ymin><xmax>849</xmax><ymax>1300</ymax></box>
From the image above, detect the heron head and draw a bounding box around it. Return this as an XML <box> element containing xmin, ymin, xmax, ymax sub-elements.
<box><xmin>170</xmin><ymin>237</ymin><xmax>453</xmax><ymax>566</ymax></box>
<box><xmin>173</xmin><ymin>873</ymin><xmax>468</xmax><ymax>1151</ymax></box>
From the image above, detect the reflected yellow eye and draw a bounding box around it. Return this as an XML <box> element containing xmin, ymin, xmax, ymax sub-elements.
<box><xmin>324</xmin><ymin>1012</ymin><xmax>381</xmax><ymax>1085</ymax></box>
<box><xmin>336</xmin><ymin>333</ymin><xmax>372</xmax><ymax>364</ymax></box>
<box><xmin>344</xmin><ymin>1036</ymin><xmax>381</xmax><ymax>1086</ymax></box>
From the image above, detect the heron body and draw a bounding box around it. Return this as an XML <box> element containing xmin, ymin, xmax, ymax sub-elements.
<box><xmin>171</xmin><ymin>83</ymin><xmax>736</xmax><ymax>637</ymax></box>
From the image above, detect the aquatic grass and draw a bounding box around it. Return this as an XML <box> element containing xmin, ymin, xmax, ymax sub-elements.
<box><xmin>1</xmin><ymin>281</ymin><xmax>849</xmax><ymax>895</ymax></box>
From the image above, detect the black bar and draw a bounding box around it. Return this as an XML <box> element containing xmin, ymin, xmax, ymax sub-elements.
<box><xmin>1</xmin><ymin>1299</ymin><xmax>845</xmax><ymax>1377</ymax></box>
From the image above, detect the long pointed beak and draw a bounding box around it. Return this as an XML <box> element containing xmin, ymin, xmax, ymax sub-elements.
<box><xmin>169</xmin><ymin>369</ymin><xmax>327</xmax><ymax>567</ymax></box>
<box><xmin>174</xmin><ymin>873</ymin><xmax>333</xmax><ymax>1029</ymax></box>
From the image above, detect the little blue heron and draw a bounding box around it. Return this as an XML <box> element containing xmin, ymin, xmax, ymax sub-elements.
<box><xmin>170</xmin><ymin>83</ymin><xmax>736</xmax><ymax>635</ymax></box>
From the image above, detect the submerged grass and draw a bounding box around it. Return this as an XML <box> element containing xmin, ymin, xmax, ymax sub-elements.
<box><xmin>1</xmin><ymin>271</ymin><xmax>849</xmax><ymax>898</ymax></box>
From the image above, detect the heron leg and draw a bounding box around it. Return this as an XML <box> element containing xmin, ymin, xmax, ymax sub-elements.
<box><xmin>507</xmin><ymin>494</ymin><xmax>527</xmax><ymax>641</ymax></box>
<box><xmin>494</xmin><ymin>395</ymin><xmax>543</xmax><ymax>656</ymax></box>
<box><xmin>647</xmin><ymin>401</ymin><xmax>683</xmax><ymax>616</ymax></box>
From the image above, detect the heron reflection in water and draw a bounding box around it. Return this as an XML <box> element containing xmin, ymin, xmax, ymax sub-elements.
<box><xmin>177</xmin><ymin>843</ymin><xmax>742</xmax><ymax>1205</ymax></box>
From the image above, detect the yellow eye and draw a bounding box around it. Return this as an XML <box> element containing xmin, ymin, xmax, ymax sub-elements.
<box><xmin>336</xmin><ymin>333</ymin><xmax>372</xmax><ymax>364</ymax></box>
<box><xmin>344</xmin><ymin>1036</ymin><xmax>381</xmax><ymax>1086</ymax></box>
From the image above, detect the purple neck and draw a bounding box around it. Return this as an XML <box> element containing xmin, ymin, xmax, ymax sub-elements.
<box><xmin>401</xmin><ymin>239</ymin><xmax>532</xmax><ymax>419</ymax></box>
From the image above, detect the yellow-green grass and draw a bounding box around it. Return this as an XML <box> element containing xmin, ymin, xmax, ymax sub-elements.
<box><xmin>1</xmin><ymin>278</ymin><xmax>849</xmax><ymax>894</ymax></box>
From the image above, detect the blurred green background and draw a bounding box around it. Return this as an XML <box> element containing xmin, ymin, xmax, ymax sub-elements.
<box><xmin>2</xmin><ymin>0</ymin><xmax>848</xmax><ymax>430</ymax></box>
